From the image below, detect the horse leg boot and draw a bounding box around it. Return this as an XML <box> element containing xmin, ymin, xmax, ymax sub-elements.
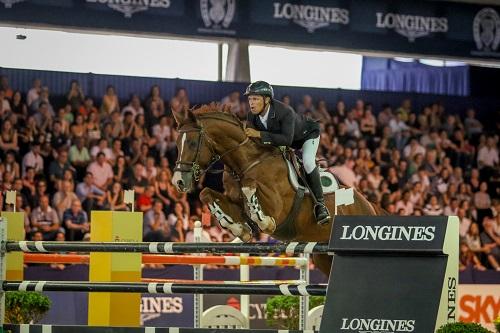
<box><xmin>240</xmin><ymin>179</ymin><xmax>276</xmax><ymax>234</ymax></box>
<box><xmin>306</xmin><ymin>167</ymin><xmax>331</xmax><ymax>225</ymax></box>
<box><xmin>199</xmin><ymin>188</ymin><xmax>253</xmax><ymax>242</ymax></box>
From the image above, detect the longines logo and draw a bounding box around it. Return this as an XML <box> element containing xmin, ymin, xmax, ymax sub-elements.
<box><xmin>198</xmin><ymin>0</ymin><xmax>236</xmax><ymax>35</ymax></box>
<box><xmin>472</xmin><ymin>7</ymin><xmax>500</xmax><ymax>57</ymax></box>
<box><xmin>0</xmin><ymin>0</ymin><xmax>24</xmax><ymax>8</ymax></box>
<box><xmin>86</xmin><ymin>0</ymin><xmax>171</xmax><ymax>19</ymax></box>
<box><xmin>447</xmin><ymin>277</ymin><xmax>457</xmax><ymax>322</ymax></box>
<box><xmin>140</xmin><ymin>296</ymin><xmax>183</xmax><ymax>324</ymax></box>
<box><xmin>376</xmin><ymin>12</ymin><xmax>448</xmax><ymax>42</ymax></box>
<box><xmin>340</xmin><ymin>225</ymin><xmax>435</xmax><ymax>241</ymax></box>
<box><xmin>273</xmin><ymin>2</ymin><xmax>349</xmax><ymax>33</ymax></box>
<box><xmin>340</xmin><ymin>318</ymin><xmax>416</xmax><ymax>332</ymax></box>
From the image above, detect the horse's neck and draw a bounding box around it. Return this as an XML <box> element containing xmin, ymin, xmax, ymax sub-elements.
<box><xmin>205</xmin><ymin>120</ymin><xmax>261</xmax><ymax>174</ymax></box>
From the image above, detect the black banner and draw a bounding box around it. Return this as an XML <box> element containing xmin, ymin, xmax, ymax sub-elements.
<box><xmin>0</xmin><ymin>0</ymin><xmax>500</xmax><ymax>61</ymax></box>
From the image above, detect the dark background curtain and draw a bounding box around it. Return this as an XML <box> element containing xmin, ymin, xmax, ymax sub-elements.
<box><xmin>361</xmin><ymin>57</ymin><xmax>470</xmax><ymax>96</ymax></box>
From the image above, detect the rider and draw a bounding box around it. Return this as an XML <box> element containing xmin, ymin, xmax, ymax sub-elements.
<box><xmin>243</xmin><ymin>81</ymin><xmax>331</xmax><ymax>225</ymax></box>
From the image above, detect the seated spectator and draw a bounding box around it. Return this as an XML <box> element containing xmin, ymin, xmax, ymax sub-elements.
<box><xmin>128</xmin><ymin>163</ymin><xmax>148</xmax><ymax>194</ymax></box>
<box><xmin>221</xmin><ymin>91</ymin><xmax>241</xmax><ymax>114</ymax></box>
<box><xmin>121</xmin><ymin>94</ymin><xmax>144</xmax><ymax>119</ymax></box>
<box><xmin>69</xmin><ymin>137</ymin><xmax>91</xmax><ymax>179</ymax></box>
<box><xmin>143</xmin><ymin>200</ymin><xmax>180</xmax><ymax>242</ymax></box>
<box><xmin>395</xmin><ymin>190</ymin><xmax>414</xmax><ymax>215</ymax></box>
<box><xmin>167</xmin><ymin>201</ymin><xmax>190</xmax><ymax>233</ymax></box>
<box><xmin>296</xmin><ymin>94</ymin><xmax>315</xmax><ymax>114</ymax></box>
<box><xmin>50</xmin><ymin>121</ymin><xmax>69</xmax><ymax>151</ymax></box>
<box><xmin>112</xmin><ymin>155</ymin><xmax>128</xmax><ymax>183</ymax></box>
<box><xmin>49</xmin><ymin>149</ymin><xmax>74</xmax><ymax>186</ymax></box>
<box><xmin>152</xmin><ymin>115</ymin><xmax>171</xmax><ymax>157</ymax></box>
<box><xmin>109</xmin><ymin>139</ymin><xmax>124</xmax><ymax>165</ymax></box>
<box><xmin>464</xmin><ymin>108</ymin><xmax>483</xmax><ymax>139</ymax></box>
<box><xmin>0</xmin><ymin>90</ymin><xmax>11</xmax><ymax>117</ymax></box>
<box><xmin>459</xmin><ymin>242</ymin><xmax>486</xmax><ymax>271</ymax></box>
<box><xmin>477</xmin><ymin>135</ymin><xmax>498</xmax><ymax>182</ymax></box>
<box><xmin>90</xmin><ymin>138</ymin><xmax>113</xmax><ymax>161</ymax></box>
<box><xmin>143</xmin><ymin>156</ymin><xmax>157</xmax><ymax>181</ymax></box>
<box><xmin>107</xmin><ymin>182</ymin><xmax>128</xmax><ymax>211</ymax></box>
<box><xmin>145</xmin><ymin>85</ymin><xmax>165</xmax><ymax>121</ymax></box>
<box><xmin>423</xmin><ymin>195</ymin><xmax>443</xmax><ymax>216</ymax></box>
<box><xmin>22</xmin><ymin>141</ymin><xmax>43</xmax><ymax>177</ymax></box>
<box><xmin>0</xmin><ymin>76</ymin><xmax>13</xmax><ymax>100</ymax></box>
<box><xmin>31</xmin><ymin>195</ymin><xmax>61</xmax><ymax>240</ymax></box>
<box><xmin>53</xmin><ymin>180</ymin><xmax>79</xmax><ymax>220</ymax></box>
<box><xmin>481</xmin><ymin>219</ymin><xmax>500</xmax><ymax>271</ymax></box>
<box><xmin>31</xmin><ymin>86</ymin><xmax>54</xmax><ymax>117</ymax></box>
<box><xmin>79</xmin><ymin>96</ymin><xmax>98</xmax><ymax>117</ymax></box>
<box><xmin>444</xmin><ymin>198</ymin><xmax>459</xmax><ymax>216</ymax></box>
<box><xmin>137</xmin><ymin>185</ymin><xmax>155</xmax><ymax>212</ymax></box>
<box><xmin>1</xmin><ymin>150</ymin><xmax>21</xmax><ymax>180</ymax></box>
<box><xmin>87</xmin><ymin>152</ymin><xmax>113</xmax><ymax>191</ymax></box>
<box><xmin>76</xmin><ymin>172</ymin><xmax>106</xmax><ymax>214</ymax></box>
<box><xmin>63</xmin><ymin>199</ymin><xmax>89</xmax><ymax>241</ymax></box>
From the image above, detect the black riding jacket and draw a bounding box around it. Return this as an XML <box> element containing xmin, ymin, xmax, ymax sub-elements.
<box><xmin>247</xmin><ymin>99</ymin><xmax>319</xmax><ymax>149</ymax></box>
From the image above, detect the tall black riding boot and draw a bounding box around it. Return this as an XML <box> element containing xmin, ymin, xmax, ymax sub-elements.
<box><xmin>306</xmin><ymin>167</ymin><xmax>331</xmax><ymax>225</ymax></box>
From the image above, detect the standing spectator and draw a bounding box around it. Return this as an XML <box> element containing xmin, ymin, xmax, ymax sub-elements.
<box><xmin>145</xmin><ymin>85</ymin><xmax>165</xmax><ymax>122</ymax></box>
<box><xmin>87</xmin><ymin>152</ymin><xmax>113</xmax><ymax>191</ymax></box>
<box><xmin>31</xmin><ymin>195</ymin><xmax>61</xmax><ymax>240</ymax></box>
<box><xmin>27</xmin><ymin>78</ymin><xmax>41</xmax><ymax>107</ymax></box>
<box><xmin>101</xmin><ymin>85</ymin><xmax>120</xmax><ymax>115</ymax></box>
<box><xmin>0</xmin><ymin>90</ymin><xmax>11</xmax><ymax>116</ymax></box>
<box><xmin>11</xmin><ymin>91</ymin><xmax>28</xmax><ymax>119</ymax></box>
<box><xmin>63</xmin><ymin>199</ymin><xmax>89</xmax><ymax>241</ymax></box>
<box><xmin>67</xmin><ymin>80</ymin><xmax>85</xmax><ymax>112</ymax></box>
<box><xmin>474</xmin><ymin>182</ymin><xmax>492</xmax><ymax>226</ymax></box>
<box><xmin>0</xmin><ymin>75</ymin><xmax>13</xmax><ymax>100</ymax></box>
<box><xmin>221</xmin><ymin>91</ymin><xmax>241</xmax><ymax>114</ymax></box>
<box><xmin>477</xmin><ymin>136</ymin><xmax>498</xmax><ymax>182</ymax></box>
<box><xmin>464</xmin><ymin>108</ymin><xmax>483</xmax><ymax>140</ymax></box>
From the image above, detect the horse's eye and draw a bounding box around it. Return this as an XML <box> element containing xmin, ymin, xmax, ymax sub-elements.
<box><xmin>189</xmin><ymin>141</ymin><xmax>197</xmax><ymax>148</ymax></box>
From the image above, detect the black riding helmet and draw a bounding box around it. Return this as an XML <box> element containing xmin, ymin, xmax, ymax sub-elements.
<box><xmin>244</xmin><ymin>81</ymin><xmax>274</xmax><ymax>99</ymax></box>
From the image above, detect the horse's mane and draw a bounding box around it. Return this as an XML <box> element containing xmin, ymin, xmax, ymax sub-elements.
<box><xmin>192</xmin><ymin>102</ymin><xmax>243</xmax><ymax>128</ymax></box>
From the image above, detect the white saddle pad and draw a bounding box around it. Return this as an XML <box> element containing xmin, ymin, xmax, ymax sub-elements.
<box><xmin>285</xmin><ymin>160</ymin><xmax>340</xmax><ymax>195</ymax></box>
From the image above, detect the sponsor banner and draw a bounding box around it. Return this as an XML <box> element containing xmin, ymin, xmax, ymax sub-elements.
<box><xmin>0</xmin><ymin>1</ymin><xmax>499</xmax><ymax>61</ymax></box>
<box><xmin>330</xmin><ymin>216</ymin><xmax>448</xmax><ymax>252</ymax></box>
<box><xmin>459</xmin><ymin>284</ymin><xmax>500</xmax><ymax>332</ymax></box>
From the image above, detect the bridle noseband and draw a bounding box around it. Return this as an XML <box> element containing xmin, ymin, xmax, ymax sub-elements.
<box><xmin>174</xmin><ymin>126</ymin><xmax>249</xmax><ymax>182</ymax></box>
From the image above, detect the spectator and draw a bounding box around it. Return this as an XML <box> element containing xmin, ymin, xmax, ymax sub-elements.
<box><xmin>63</xmin><ymin>199</ymin><xmax>89</xmax><ymax>241</ymax></box>
<box><xmin>26</xmin><ymin>78</ymin><xmax>41</xmax><ymax>107</ymax></box>
<box><xmin>90</xmin><ymin>138</ymin><xmax>113</xmax><ymax>161</ymax></box>
<box><xmin>76</xmin><ymin>172</ymin><xmax>106</xmax><ymax>214</ymax></box>
<box><xmin>22</xmin><ymin>141</ymin><xmax>43</xmax><ymax>177</ymax></box>
<box><xmin>423</xmin><ymin>195</ymin><xmax>443</xmax><ymax>216</ymax></box>
<box><xmin>221</xmin><ymin>91</ymin><xmax>241</xmax><ymax>114</ymax></box>
<box><xmin>31</xmin><ymin>195</ymin><xmax>61</xmax><ymax>240</ymax></box>
<box><xmin>0</xmin><ymin>90</ymin><xmax>12</xmax><ymax>118</ymax></box>
<box><xmin>122</xmin><ymin>94</ymin><xmax>143</xmax><ymax>119</ymax></box>
<box><xmin>477</xmin><ymin>136</ymin><xmax>498</xmax><ymax>182</ymax></box>
<box><xmin>79</xmin><ymin>96</ymin><xmax>98</xmax><ymax>118</ymax></box>
<box><xmin>67</xmin><ymin>80</ymin><xmax>85</xmax><ymax>112</ymax></box>
<box><xmin>101</xmin><ymin>85</ymin><xmax>119</xmax><ymax>115</ymax></box>
<box><xmin>137</xmin><ymin>185</ymin><xmax>155</xmax><ymax>212</ymax></box>
<box><xmin>459</xmin><ymin>243</ymin><xmax>486</xmax><ymax>271</ymax></box>
<box><xmin>11</xmin><ymin>90</ymin><xmax>28</xmax><ymax>119</ymax></box>
<box><xmin>0</xmin><ymin>75</ymin><xmax>13</xmax><ymax>100</ymax></box>
<box><xmin>128</xmin><ymin>163</ymin><xmax>148</xmax><ymax>194</ymax></box>
<box><xmin>48</xmin><ymin>149</ymin><xmax>74</xmax><ymax>185</ymax></box>
<box><xmin>87</xmin><ymin>152</ymin><xmax>113</xmax><ymax>191</ymax></box>
<box><xmin>52</xmin><ymin>180</ymin><xmax>79</xmax><ymax>220</ymax></box>
<box><xmin>107</xmin><ymin>182</ymin><xmax>128</xmax><ymax>211</ymax></box>
<box><xmin>143</xmin><ymin>200</ymin><xmax>180</xmax><ymax>242</ymax></box>
<box><xmin>474</xmin><ymin>182</ymin><xmax>492</xmax><ymax>225</ymax></box>
<box><xmin>152</xmin><ymin>115</ymin><xmax>171</xmax><ymax>157</ymax></box>
<box><xmin>69</xmin><ymin>137</ymin><xmax>91</xmax><ymax>179</ymax></box>
<box><xmin>296</xmin><ymin>94</ymin><xmax>315</xmax><ymax>114</ymax></box>
<box><xmin>395</xmin><ymin>190</ymin><xmax>414</xmax><ymax>215</ymax></box>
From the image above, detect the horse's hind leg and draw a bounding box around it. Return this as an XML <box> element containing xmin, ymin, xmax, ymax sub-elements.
<box><xmin>200</xmin><ymin>188</ymin><xmax>253</xmax><ymax>242</ymax></box>
<box><xmin>240</xmin><ymin>179</ymin><xmax>276</xmax><ymax>234</ymax></box>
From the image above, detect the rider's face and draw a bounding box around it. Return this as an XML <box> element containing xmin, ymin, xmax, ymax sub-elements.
<box><xmin>248</xmin><ymin>95</ymin><xmax>265</xmax><ymax>115</ymax></box>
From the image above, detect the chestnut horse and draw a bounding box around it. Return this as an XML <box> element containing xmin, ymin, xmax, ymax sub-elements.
<box><xmin>172</xmin><ymin>104</ymin><xmax>385</xmax><ymax>276</ymax></box>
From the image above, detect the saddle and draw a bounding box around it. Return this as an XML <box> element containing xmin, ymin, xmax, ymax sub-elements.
<box><xmin>283</xmin><ymin>148</ymin><xmax>340</xmax><ymax>195</ymax></box>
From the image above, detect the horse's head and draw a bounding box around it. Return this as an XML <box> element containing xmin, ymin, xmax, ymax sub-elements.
<box><xmin>171</xmin><ymin>107</ymin><xmax>216</xmax><ymax>193</ymax></box>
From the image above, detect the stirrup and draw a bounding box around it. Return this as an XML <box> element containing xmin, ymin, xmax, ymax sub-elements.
<box><xmin>314</xmin><ymin>203</ymin><xmax>331</xmax><ymax>225</ymax></box>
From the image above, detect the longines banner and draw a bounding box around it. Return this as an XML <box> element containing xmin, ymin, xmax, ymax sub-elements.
<box><xmin>0</xmin><ymin>0</ymin><xmax>500</xmax><ymax>61</ymax></box>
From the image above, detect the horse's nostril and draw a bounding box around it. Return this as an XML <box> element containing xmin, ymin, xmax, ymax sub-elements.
<box><xmin>177</xmin><ymin>179</ymin><xmax>184</xmax><ymax>188</ymax></box>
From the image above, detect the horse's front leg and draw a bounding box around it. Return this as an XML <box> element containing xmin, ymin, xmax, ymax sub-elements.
<box><xmin>200</xmin><ymin>188</ymin><xmax>253</xmax><ymax>242</ymax></box>
<box><xmin>241</xmin><ymin>178</ymin><xmax>276</xmax><ymax>234</ymax></box>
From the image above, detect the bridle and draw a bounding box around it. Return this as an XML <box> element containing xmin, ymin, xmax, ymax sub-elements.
<box><xmin>174</xmin><ymin>126</ymin><xmax>249</xmax><ymax>182</ymax></box>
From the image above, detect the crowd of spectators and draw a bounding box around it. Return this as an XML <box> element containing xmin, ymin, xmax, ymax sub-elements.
<box><xmin>0</xmin><ymin>74</ymin><xmax>498</xmax><ymax>271</ymax></box>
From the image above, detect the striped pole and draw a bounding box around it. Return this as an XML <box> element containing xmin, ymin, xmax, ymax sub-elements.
<box><xmin>193</xmin><ymin>221</ymin><xmax>202</xmax><ymax>329</ymax></box>
<box><xmin>23</xmin><ymin>253</ymin><xmax>309</xmax><ymax>267</ymax></box>
<box><xmin>7</xmin><ymin>241</ymin><xmax>328</xmax><ymax>255</ymax></box>
<box><xmin>2</xmin><ymin>281</ymin><xmax>327</xmax><ymax>296</ymax></box>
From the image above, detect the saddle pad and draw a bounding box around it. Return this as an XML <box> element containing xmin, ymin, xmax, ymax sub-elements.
<box><xmin>285</xmin><ymin>160</ymin><xmax>339</xmax><ymax>195</ymax></box>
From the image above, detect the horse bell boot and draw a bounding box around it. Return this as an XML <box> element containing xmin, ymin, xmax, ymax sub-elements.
<box><xmin>306</xmin><ymin>167</ymin><xmax>331</xmax><ymax>225</ymax></box>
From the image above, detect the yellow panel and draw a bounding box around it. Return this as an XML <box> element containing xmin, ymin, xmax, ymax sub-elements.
<box><xmin>2</xmin><ymin>212</ymin><xmax>26</xmax><ymax>281</ymax></box>
<box><xmin>88</xmin><ymin>211</ymin><xmax>142</xmax><ymax>327</ymax></box>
